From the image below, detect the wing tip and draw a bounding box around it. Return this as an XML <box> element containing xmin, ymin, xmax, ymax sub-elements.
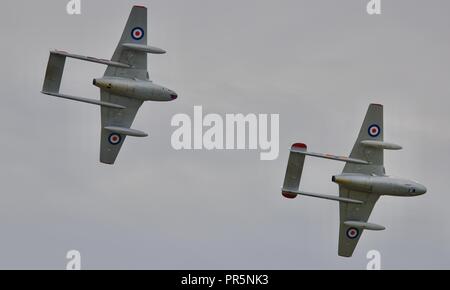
<box><xmin>338</xmin><ymin>252</ymin><xmax>353</xmax><ymax>258</ymax></box>
<box><xmin>282</xmin><ymin>191</ymin><xmax>298</xmax><ymax>199</ymax></box>
<box><xmin>370</xmin><ymin>103</ymin><xmax>383</xmax><ymax>108</ymax></box>
<box><xmin>100</xmin><ymin>153</ymin><xmax>117</xmax><ymax>165</ymax></box>
<box><xmin>291</xmin><ymin>143</ymin><xmax>307</xmax><ymax>150</ymax></box>
<box><xmin>100</xmin><ymin>160</ymin><xmax>115</xmax><ymax>165</ymax></box>
<box><xmin>338</xmin><ymin>243</ymin><xmax>356</xmax><ymax>258</ymax></box>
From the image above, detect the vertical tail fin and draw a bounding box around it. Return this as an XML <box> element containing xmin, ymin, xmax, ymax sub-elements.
<box><xmin>282</xmin><ymin>143</ymin><xmax>307</xmax><ymax>199</ymax></box>
<box><xmin>42</xmin><ymin>52</ymin><xmax>66</xmax><ymax>93</ymax></box>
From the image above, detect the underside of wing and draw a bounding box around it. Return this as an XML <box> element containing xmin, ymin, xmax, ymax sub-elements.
<box><xmin>343</xmin><ymin>104</ymin><xmax>385</xmax><ymax>176</ymax></box>
<box><xmin>338</xmin><ymin>187</ymin><xmax>380</xmax><ymax>257</ymax></box>
<box><xmin>105</xmin><ymin>5</ymin><xmax>149</xmax><ymax>80</ymax></box>
<box><xmin>100</xmin><ymin>90</ymin><xmax>144</xmax><ymax>164</ymax></box>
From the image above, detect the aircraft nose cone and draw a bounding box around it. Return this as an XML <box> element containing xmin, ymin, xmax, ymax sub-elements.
<box><xmin>417</xmin><ymin>184</ymin><xmax>427</xmax><ymax>195</ymax></box>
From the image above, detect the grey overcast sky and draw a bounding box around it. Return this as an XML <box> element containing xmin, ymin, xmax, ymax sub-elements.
<box><xmin>0</xmin><ymin>0</ymin><xmax>449</xmax><ymax>269</ymax></box>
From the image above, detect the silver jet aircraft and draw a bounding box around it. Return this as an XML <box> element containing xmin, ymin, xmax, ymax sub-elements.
<box><xmin>41</xmin><ymin>6</ymin><xmax>177</xmax><ymax>164</ymax></box>
<box><xmin>282</xmin><ymin>104</ymin><xmax>427</xmax><ymax>257</ymax></box>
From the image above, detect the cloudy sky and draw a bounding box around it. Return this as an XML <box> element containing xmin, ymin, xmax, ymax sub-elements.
<box><xmin>0</xmin><ymin>0</ymin><xmax>449</xmax><ymax>269</ymax></box>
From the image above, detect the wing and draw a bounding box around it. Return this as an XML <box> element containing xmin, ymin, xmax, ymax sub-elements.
<box><xmin>338</xmin><ymin>187</ymin><xmax>380</xmax><ymax>257</ymax></box>
<box><xmin>343</xmin><ymin>104</ymin><xmax>385</xmax><ymax>175</ymax></box>
<box><xmin>99</xmin><ymin>6</ymin><xmax>150</xmax><ymax>164</ymax></box>
<box><xmin>100</xmin><ymin>90</ymin><xmax>143</xmax><ymax>164</ymax></box>
<box><xmin>104</xmin><ymin>5</ymin><xmax>149</xmax><ymax>80</ymax></box>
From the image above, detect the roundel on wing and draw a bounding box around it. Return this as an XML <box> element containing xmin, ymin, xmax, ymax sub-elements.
<box><xmin>346</xmin><ymin>227</ymin><xmax>359</xmax><ymax>240</ymax></box>
<box><xmin>368</xmin><ymin>124</ymin><xmax>381</xmax><ymax>138</ymax></box>
<box><xmin>131</xmin><ymin>27</ymin><xmax>145</xmax><ymax>40</ymax></box>
<box><xmin>108</xmin><ymin>133</ymin><xmax>122</xmax><ymax>145</ymax></box>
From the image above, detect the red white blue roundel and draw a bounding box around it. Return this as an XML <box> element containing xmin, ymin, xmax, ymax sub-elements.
<box><xmin>131</xmin><ymin>27</ymin><xmax>144</xmax><ymax>40</ymax></box>
<box><xmin>346</xmin><ymin>228</ymin><xmax>359</xmax><ymax>239</ymax></box>
<box><xmin>108</xmin><ymin>133</ymin><xmax>122</xmax><ymax>145</ymax></box>
<box><xmin>368</xmin><ymin>124</ymin><xmax>381</xmax><ymax>138</ymax></box>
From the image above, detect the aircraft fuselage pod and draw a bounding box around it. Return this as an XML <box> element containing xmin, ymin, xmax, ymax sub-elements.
<box><xmin>93</xmin><ymin>77</ymin><xmax>177</xmax><ymax>102</ymax></box>
<box><xmin>332</xmin><ymin>174</ymin><xmax>427</xmax><ymax>197</ymax></box>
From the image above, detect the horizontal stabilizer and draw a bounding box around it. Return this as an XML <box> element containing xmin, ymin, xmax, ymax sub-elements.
<box><xmin>290</xmin><ymin>148</ymin><xmax>370</xmax><ymax>165</ymax></box>
<box><xmin>344</xmin><ymin>221</ymin><xmax>385</xmax><ymax>231</ymax></box>
<box><xmin>122</xmin><ymin>43</ymin><xmax>166</xmax><ymax>54</ymax></box>
<box><xmin>51</xmin><ymin>50</ymin><xmax>132</xmax><ymax>68</ymax></box>
<box><xmin>104</xmin><ymin>126</ymin><xmax>148</xmax><ymax>137</ymax></box>
<box><xmin>360</xmin><ymin>140</ymin><xmax>402</xmax><ymax>150</ymax></box>
<box><xmin>41</xmin><ymin>91</ymin><xmax>126</xmax><ymax>109</ymax></box>
<box><xmin>282</xmin><ymin>189</ymin><xmax>364</xmax><ymax>204</ymax></box>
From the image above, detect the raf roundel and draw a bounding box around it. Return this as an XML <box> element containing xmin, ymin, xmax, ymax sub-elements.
<box><xmin>131</xmin><ymin>27</ymin><xmax>145</xmax><ymax>40</ymax></box>
<box><xmin>346</xmin><ymin>228</ymin><xmax>360</xmax><ymax>240</ymax></box>
<box><xmin>108</xmin><ymin>133</ymin><xmax>122</xmax><ymax>145</ymax></box>
<box><xmin>368</xmin><ymin>124</ymin><xmax>381</xmax><ymax>138</ymax></box>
